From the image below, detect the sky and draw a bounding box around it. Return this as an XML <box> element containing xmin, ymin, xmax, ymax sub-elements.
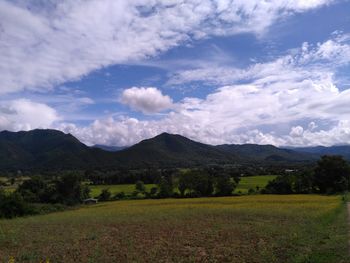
<box><xmin>1</xmin><ymin>0</ymin><xmax>350</xmax><ymax>147</ymax></box>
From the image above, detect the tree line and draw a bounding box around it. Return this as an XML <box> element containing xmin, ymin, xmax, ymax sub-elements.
<box><xmin>1</xmin><ymin>155</ymin><xmax>350</xmax><ymax>219</ymax></box>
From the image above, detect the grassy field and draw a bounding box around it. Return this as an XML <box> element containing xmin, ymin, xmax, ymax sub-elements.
<box><xmin>0</xmin><ymin>195</ymin><xmax>347</xmax><ymax>262</ymax></box>
<box><xmin>89</xmin><ymin>184</ymin><xmax>157</xmax><ymax>197</ymax></box>
<box><xmin>88</xmin><ymin>175</ymin><xmax>276</xmax><ymax>197</ymax></box>
<box><xmin>235</xmin><ymin>175</ymin><xmax>276</xmax><ymax>193</ymax></box>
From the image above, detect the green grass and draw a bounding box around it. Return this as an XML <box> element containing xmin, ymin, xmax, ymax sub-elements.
<box><xmin>89</xmin><ymin>175</ymin><xmax>276</xmax><ymax>197</ymax></box>
<box><xmin>89</xmin><ymin>184</ymin><xmax>156</xmax><ymax>197</ymax></box>
<box><xmin>235</xmin><ymin>175</ymin><xmax>276</xmax><ymax>193</ymax></box>
<box><xmin>0</xmin><ymin>195</ymin><xmax>348</xmax><ymax>262</ymax></box>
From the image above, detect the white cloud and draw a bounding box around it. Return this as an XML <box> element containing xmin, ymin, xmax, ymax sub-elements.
<box><xmin>0</xmin><ymin>0</ymin><xmax>333</xmax><ymax>94</ymax></box>
<box><xmin>168</xmin><ymin>34</ymin><xmax>350</xmax><ymax>86</ymax></box>
<box><xmin>120</xmin><ymin>87</ymin><xmax>173</xmax><ymax>114</ymax></box>
<box><xmin>0</xmin><ymin>99</ymin><xmax>59</xmax><ymax>131</ymax></box>
<box><xmin>56</xmin><ymin>35</ymin><xmax>350</xmax><ymax>147</ymax></box>
<box><xmin>289</xmin><ymin>126</ymin><xmax>304</xmax><ymax>137</ymax></box>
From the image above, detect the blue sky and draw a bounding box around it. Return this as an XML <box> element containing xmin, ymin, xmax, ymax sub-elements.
<box><xmin>1</xmin><ymin>0</ymin><xmax>350</xmax><ymax>146</ymax></box>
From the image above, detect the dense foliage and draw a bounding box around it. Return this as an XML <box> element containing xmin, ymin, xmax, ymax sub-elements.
<box><xmin>0</xmin><ymin>173</ymin><xmax>89</xmax><ymax>218</ymax></box>
<box><xmin>264</xmin><ymin>155</ymin><xmax>350</xmax><ymax>194</ymax></box>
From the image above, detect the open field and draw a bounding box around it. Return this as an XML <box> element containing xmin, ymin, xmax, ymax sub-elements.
<box><xmin>0</xmin><ymin>195</ymin><xmax>347</xmax><ymax>263</ymax></box>
<box><xmin>89</xmin><ymin>184</ymin><xmax>157</xmax><ymax>197</ymax></box>
<box><xmin>235</xmin><ymin>175</ymin><xmax>276</xmax><ymax>193</ymax></box>
<box><xmin>88</xmin><ymin>175</ymin><xmax>276</xmax><ymax>197</ymax></box>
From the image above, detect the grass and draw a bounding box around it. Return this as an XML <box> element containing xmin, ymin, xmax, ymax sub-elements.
<box><xmin>235</xmin><ymin>175</ymin><xmax>276</xmax><ymax>193</ymax></box>
<box><xmin>88</xmin><ymin>175</ymin><xmax>276</xmax><ymax>197</ymax></box>
<box><xmin>89</xmin><ymin>184</ymin><xmax>156</xmax><ymax>197</ymax></box>
<box><xmin>0</xmin><ymin>195</ymin><xmax>348</xmax><ymax>262</ymax></box>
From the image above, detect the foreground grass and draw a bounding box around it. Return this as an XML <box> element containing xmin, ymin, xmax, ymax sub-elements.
<box><xmin>0</xmin><ymin>195</ymin><xmax>348</xmax><ymax>263</ymax></box>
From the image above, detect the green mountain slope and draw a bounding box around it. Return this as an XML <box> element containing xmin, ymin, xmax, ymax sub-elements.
<box><xmin>114</xmin><ymin>132</ymin><xmax>236</xmax><ymax>167</ymax></box>
<box><xmin>0</xmin><ymin>129</ymin><xmax>318</xmax><ymax>171</ymax></box>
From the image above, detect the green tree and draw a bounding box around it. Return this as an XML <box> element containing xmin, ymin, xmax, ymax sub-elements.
<box><xmin>98</xmin><ymin>188</ymin><xmax>112</xmax><ymax>201</ymax></box>
<box><xmin>215</xmin><ymin>174</ymin><xmax>235</xmax><ymax>196</ymax></box>
<box><xmin>158</xmin><ymin>176</ymin><xmax>173</xmax><ymax>198</ymax></box>
<box><xmin>0</xmin><ymin>190</ymin><xmax>33</xmax><ymax>219</ymax></box>
<box><xmin>135</xmin><ymin>180</ymin><xmax>146</xmax><ymax>193</ymax></box>
<box><xmin>264</xmin><ymin>175</ymin><xmax>294</xmax><ymax>194</ymax></box>
<box><xmin>314</xmin><ymin>155</ymin><xmax>350</xmax><ymax>193</ymax></box>
<box><xmin>17</xmin><ymin>176</ymin><xmax>47</xmax><ymax>203</ymax></box>
<box><xmin>55</xmin><ymin>173</ymin><xmax>87</xmax><ymax>205</ymax></box>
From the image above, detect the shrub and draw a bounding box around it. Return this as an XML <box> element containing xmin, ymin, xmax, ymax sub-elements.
<box><xmin>98</xmin><ymin>188</ymin><xmax>112</xmax><ymax>201</ymax></box>
<box><xmin>0</xmin><ymin>191</ymin><xmax>34</xmax><ymax>219</ymax></box>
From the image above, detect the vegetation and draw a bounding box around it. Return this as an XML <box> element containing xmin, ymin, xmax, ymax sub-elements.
<box><xmin>265</xmin><ymin>155</ymin><xmax>350</xmax><ymax>194</ymax></box>
<box><xmin>0</xmin><ymin>174</ymin><xmax>89</xmax><ymax>218</ymax></box>
<box><xmin>0</xmin><ymin>195</ymin><xmax>346</xmax><ymax>262</ymax></box>
<box><xmin>234</xmin><ymin>175</ymin><xmax>276</xmax><ymax>193</ymax></box>
<box><xmin>0</xmin><ymin>129</ymin><xmax>318</xmax><ymax>172</ymax></box>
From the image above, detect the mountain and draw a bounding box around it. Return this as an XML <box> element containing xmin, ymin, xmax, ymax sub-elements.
<box><xmin>215</xmin><ymin>144</ymin><xmax>317</xmax><ymax>163</ymax></box>
<box><xmin>0</xmin><ymin>129</ymin><xmax>113</xmax><ymax>170</ymax></box>
<box><xmin>292</xmin><ymin>145</ymin><xmax>350</xmax><ymax>160</ymax></box>
<box><xmin>0</xmin><ymin>129</ymin><xmax>319</xmax><ymax>171</ymax></box>
<box><xmin>92</xmin><ymin>145</ymin><xmax>127</xmax><ymax>152</ymax></box>
<box><xmin>114</xmin><ymin>133</ymin><xmax>237</xmax><ymax>167</ymax></box>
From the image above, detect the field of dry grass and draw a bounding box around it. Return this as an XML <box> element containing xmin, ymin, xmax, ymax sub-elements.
<box><xmin>0</xmin><ymin>195</ymin><xmax>348</xmax><ymax>262</ymax></box>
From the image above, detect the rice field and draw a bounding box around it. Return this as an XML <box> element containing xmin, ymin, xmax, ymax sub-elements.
<box><xmin>0</xmin><ymin>195</ymin><xmax>347</xmax><ymax>263</ymax></box>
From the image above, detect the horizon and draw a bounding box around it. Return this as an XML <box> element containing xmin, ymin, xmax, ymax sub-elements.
<box><xmin>1</xmin><ymin>1</ymin><xmax>350</xmax><ymax>147</ymax></box>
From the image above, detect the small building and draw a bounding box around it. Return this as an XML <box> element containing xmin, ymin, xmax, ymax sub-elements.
<box><xmin>83</xmin><ymin>198</ymin><xmax>98</xmax><ymax>204</ymax></box>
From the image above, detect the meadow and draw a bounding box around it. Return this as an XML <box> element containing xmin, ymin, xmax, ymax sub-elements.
<box><xmin>88</xmin><ymin>175</ymin><xmax>276</xmax><ymax>197</ymax></box>
<box><xmin>0</xmin><ymin>194</ymin><xmax>347</xmax><ymax>262</ymax></box>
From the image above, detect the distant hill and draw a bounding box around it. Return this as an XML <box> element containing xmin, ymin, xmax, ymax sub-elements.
<box><xmin>291</xmin><ymin>145</ymin><xmax>350</xmax><ymax>160</ymax></box>
<box><xmin>215</xmin><ymin>144</ymin><xmax>317</xmax><ymax>163</ymax></box>
<box><xmin>0</xmin><ymin>129</ymin><xmax>320</xmax><ymax>171</ymax></box>
<box><xmin>0</xmin><ymin>129</ymin><xmax>113</xmax><ymax>170</ymax></box>
<box><xmin>114</xmin><ymin>132</ymin><xmax>237</xmax><ymax>167</ymax></box>
<box><xmin>92</xmin><ymin>144</ymin><xmax>127</xmax><ymax>152</ymax></box>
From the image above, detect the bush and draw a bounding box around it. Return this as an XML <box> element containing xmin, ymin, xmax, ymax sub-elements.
<box><xmin>0</xmin><ymin>191</ymin><xmax>34</xmax><ymax>219</ymax></box>
<box><xmin>98</xmin><ymin>188</ymin><xmax>112</xmax><ymax>201</ymax></box>
<box><xmin>114</xmin><ymin>191</ymin><xmax>126</xmax><ymax>200</ymax></box>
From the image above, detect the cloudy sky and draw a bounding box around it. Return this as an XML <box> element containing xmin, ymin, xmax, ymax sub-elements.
<box><xmin>1</xmin><ymin>0</ymin><xmax>350</xmax><ymax>147</ymax></box>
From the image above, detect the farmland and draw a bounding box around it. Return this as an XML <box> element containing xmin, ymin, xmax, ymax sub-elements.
<box><xmin>89</xmin><ymin>184</ymin><xmax>157</xmax><ymax>197</ymax></box>
<box><xmin>0</xmin><ymin>195</ymin><xmax>347</xmax><ymax>262</ymax></box>
<box><xmin>235</xmin><ymin>175</ymin><xmax>276</xmax><ymax>193</ymax></box>
<box><xmin>88</xmin><ymin>175</ymin><xmax>276</xmax><ymax>197</ymax></box>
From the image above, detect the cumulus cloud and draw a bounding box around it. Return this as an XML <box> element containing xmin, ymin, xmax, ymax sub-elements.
<box><xmin>56</xmin><ymin>35</ymin><xmax>350</xmax><ymax>147</ymax></box>
<box><xmin>0</xmin><ymin>99</ymin><xmax>59</xmax><ymax>131</ymax></box>
<box><xmin>120</xmin><ymin>87</ymin><xmax>173</xmax><ymax>114</ymax></box>
<box><xmin>0</xmin><ymin>0</ymin><xmax>333</xmax><ymax>94</ymax></box>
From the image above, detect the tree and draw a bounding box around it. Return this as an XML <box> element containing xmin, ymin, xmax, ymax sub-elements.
<box><xmin>314</xmin><ymin>155</ymin><xmax>350</xmax><ymax>193</ymax></box>
<box><xmin>0</xmin><ymin>190</ymin><xmax>33</xmax><ymax>219</ymax></box>
<box><xmin>98</xmin><ymin>188</ymin><xmax>111</xmax><ymax>201</ymax></box>
<box><xmin>17</xmin><ymin>176</ymin><xmax>47</xmax><ymax>203</ymax></box>
<box><xmin>264</xmin><ymin>175</ymin><xmax>294</xmax><ymax>194</ymax></box>
<box><xmin>158</xmin><ymin>176</ymin><xmax>173</xmax><ymax>198</ymax></box>
<box><xmin>180</xmin><ymin>170</ymin><xmax>213</xmax><ymax>197</ymax></box>
<box><xmin>55</xmin><ymin>173</ymin><xmax>88</xmax><ymax>205</ymax></box>
<box><xmin>135</xmin><ymin>180</ymin><xmax>146</xmax><ymax>193</ymax></box>
<box><xmin>215</xmin><ymin>174</ymin><xmax>235</xmax><ymax>196</ymax></box>
<box><xmin>178</xmin><ymin>173</ymin><xmax>187</xmax><ymax>197</ymax></box>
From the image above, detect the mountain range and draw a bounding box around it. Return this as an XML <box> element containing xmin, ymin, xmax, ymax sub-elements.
<box><xmin>1</xmin><ymin>129</ymin><xmax>348</xmax><ymax>171</ymax></box>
